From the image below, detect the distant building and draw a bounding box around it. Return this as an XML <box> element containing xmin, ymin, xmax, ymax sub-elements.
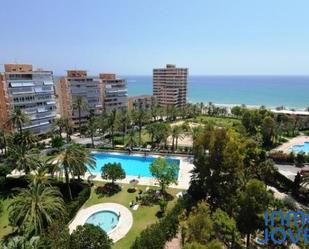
<box><xmin>0</xmin><ymin>64</ymin><xmax>57</xmax><ymax>134</ymax></box>
<box><xmin>128</xmin><ymin>95</ymin><xmax>157</xmax><ymax>111</ymax></box>
<box><xmin>57</xmin><ymin>70</ymin><xmax>102</xmax><ymax>126</ymax></box>
<box><xmin>153</xmin><ymin>64</ymin><xmax>188</xmax><ymax>107</ymax></box>
<box><xmin>99</xmin><ymin>73</ymin><xmax>128</xmax><ymax>113</ymax></box>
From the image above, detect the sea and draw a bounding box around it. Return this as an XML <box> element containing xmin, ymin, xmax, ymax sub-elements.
<box><xmin>124</xmin><ymin>75</ymin><xmax>309</xmax><ymax>110</ymax></box>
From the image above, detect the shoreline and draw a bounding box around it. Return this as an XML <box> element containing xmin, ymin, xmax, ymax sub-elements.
<box><xmin>188</xmin><ymin>101</ymin><xmax>309</xmax><ymax>112</ymax></box>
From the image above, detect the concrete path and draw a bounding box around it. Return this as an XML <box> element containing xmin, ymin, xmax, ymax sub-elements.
<box><xmin>275</xmin><ymin>164</ymin><xmax>309</xmax><ymax>181</ymax></box>
<box><xmin>69</xmin><ymin>203</ymin><xmax>133</xmax><ymax>242</ymax></box>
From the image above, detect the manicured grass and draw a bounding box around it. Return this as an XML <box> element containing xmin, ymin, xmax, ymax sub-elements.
<box><xmin>0</xmin><ymin>198</ymin><xmax>13</xmax><ymax>238</ymax></box>
<box><xmin>85</xmin><ymin>182</ymin><xmax>180</xmax><ymax>249</ymax></box>
<box><xmin>189</xmin><ymin>115</ymin><xmax>241</xmax><ymax>127</ymax></box>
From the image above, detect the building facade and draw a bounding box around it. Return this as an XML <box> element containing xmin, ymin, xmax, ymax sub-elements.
<box><xmin>99</xmin><ymin>73</ymin><xmax>128</xmax><ymax>113</ymax></box>
<box><xmin>0</xmin><ymin>64</ymin><xmax>57</xmax><ymax>134</ymax></box>
<box><xmin>153</xmin><ymin>64</ymin><xmax>188</xmax><ymax>107</ymax></box>
<box><xmin>57</xmin><ymin>70</ymin><xmax>102</xmax><ymax>126</ymax></box>
<box><xmin>128</xmin><ymin>95</ymin><xmax>157</xmax><ymax>111</ymax></box>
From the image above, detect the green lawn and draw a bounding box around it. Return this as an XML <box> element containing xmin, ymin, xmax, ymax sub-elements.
<box><xmin>0</xmin><ymin>198</ymin><xmax>13</xmax><ymax>238</ymax></box>
<box><xmin>189</xmin><ymin>115</ymin><xmax>241</xmax><ymax>127</ymax></box>
<box><xmin>85</xmin><ymin>182</ymin><xmax>180</xmax><ymax>249</ymax></box>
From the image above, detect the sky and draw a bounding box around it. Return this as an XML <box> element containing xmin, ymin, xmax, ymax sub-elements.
<box><xmin>0</xmin><ymin>0</ymin><xmax>309</xmax><ymax>75</ymax></box>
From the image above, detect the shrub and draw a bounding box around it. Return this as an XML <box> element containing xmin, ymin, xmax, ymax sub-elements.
<box><xmin>127</xmin><ymin>188</ymin><xmax>137</xmax><ymax>193</ymax></box>
<box><xmin>140</xmin><ymin>189</ymin><xmax>160</xmax><ymax>206</ymax></box>
<box><xmin>282</xmin><ymin>196</ymin><xmax>297</xmax><ymax>210</ymax></box>
<box><xmin>96</xmin><ymin>183</ymin><xmax>121</xmax><ymax>197</ymax></box>
<box><xmin>40</xmin><ymin>219</ymin><xmax>71</xmax><ymax>249</ymax></box>
<box><xmin>131</xmin><ymin>199</ymin><xmax>186</xmax><ymax>249</ymax></box>
<box><xmin>67</xmin><ymin>186</ymin><xmax>91</xmax><ymax>220</ymax></box>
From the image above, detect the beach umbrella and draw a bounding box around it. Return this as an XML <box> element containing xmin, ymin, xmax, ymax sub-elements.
<box><xmin>88</xmin><ymin>174</ymin><xmax>96</xmax><ymax>182</ymax></box>
<box><xmin>130</xmin><ymin>179</ymin><xmax>139</xmax><ymax>188</ymax></box>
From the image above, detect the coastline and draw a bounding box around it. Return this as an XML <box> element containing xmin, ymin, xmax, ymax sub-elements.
<box><xmin>188</xmin><ymin>101</ymin><xmax>309</xmax><ymax>112</ymax></box>
<box><xmin>126</xmin><ymin>75</ymin><xmax>309</xmax><ymax>110</ymax></box>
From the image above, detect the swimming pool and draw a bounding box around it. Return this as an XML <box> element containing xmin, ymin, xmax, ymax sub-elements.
<box><xmin>292</xmin><ymin>142</ymin><xmax>309</xmax><ymax>154</ymax></box>
<box><xmin>90</xmin><ymin>152</ymin><xmax>180</xmax><ymax>178</ymax></box>
<box><xmin>85</xmin><ymin>210</ymin><xmax>119</xmax><ymax>233</ymax></box>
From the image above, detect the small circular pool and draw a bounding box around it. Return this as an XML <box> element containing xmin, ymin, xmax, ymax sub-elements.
<box><xmin>85</xmin><ymin>210</ymin><xmax>119</xmax><ymax>233</ymax></box>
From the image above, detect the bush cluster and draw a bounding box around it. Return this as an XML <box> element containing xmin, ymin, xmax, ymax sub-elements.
<box><xmin>140</xmin><ymin>189</ymin><xmax>160</xmax><ymax>206</ymax></box>
<box><xmin>67</xmin><ymin>186</ymin><xmax>91</xmax><ymax>220</ymax></box>
<box><xmin>268</xmin><ymin>151</ymin><xmax>296</xmax><ymax>164</ymax></box>
<box><xmin>131</xmin><ymin>199</ymin><xmax>185</xmax><ymax>249</ymax></box>
<box><xmin>95</xmin><ymin>183</ymin><xmax>121</xmax><ymax>197</ymax></box>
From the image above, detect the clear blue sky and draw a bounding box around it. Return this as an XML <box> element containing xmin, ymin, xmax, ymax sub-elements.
<box><xmin>1</xmin><ymin>0</ymin><xmax>308</xmax><ymax>75</ymax></box>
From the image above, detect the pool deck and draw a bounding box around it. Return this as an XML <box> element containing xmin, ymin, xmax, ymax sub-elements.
<box><xmin>86</xmin><ymin>151</ymin><xmax>194</xmax><ymax>190</ymax></box>
<box><xmin>69</xmin><ymin>203</ymin><xmax>133</xmax><ymax>242</ymax></box>
<box><xmin>272</xmin><ymin>135</ymin><xmax>309</xmax><ymax>154</ymax></box>
<box><xmin>8</xmin><ymin>151</ymin><xmax>194</xmax><ymax>190</ymax></box>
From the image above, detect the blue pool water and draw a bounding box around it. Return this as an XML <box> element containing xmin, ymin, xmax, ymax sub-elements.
<box><xmin>292</xmin><ymin>142</ymin><xmax>309</xmax><ymax>154</ymax></box>
<box><xmin>91</xmin><ymin>152</ymin><xmax>180</xmax><ymax>178</ymax></box>
<box><xmin>86</xmin><ymin>210</ymin><xmax>119</xmax><ymax>233</ymax></box>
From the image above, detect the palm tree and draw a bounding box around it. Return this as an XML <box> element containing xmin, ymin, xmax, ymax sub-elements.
<box><xmin>150</xmin><ymin>105</ymin><xmax>159</xmax><ymax>121</ymax></box>
<box><xmin>1</xmin><ymin>235</ymin><xmax>41</xmax><ymax>249</ymax></box>
<box><xmin>132</xmin><ymin>109</ymin><xmax>149</xmax><ymax>146</ymax></box>
<box><xmin>54</xmin><ymin>117</ymin><xmax>66</xmax><ymax>136</ymax></box>
<box><xmin>49</xmin><ymin>144</ymin><xmax>95</xmax><ymax>200</ymax></box>
<box><xmin>7</xmin><ymin>145</ymin><xmax>40</xmax><ymax>175</ymax></box>
<box><xmin>146</xmin><ymin>123</ymin><xmax>157</xmax><ymax>146</ymax></box>
<box><xmin>8</xmin><ymin>107</ymin><xmax>30</xmax><ymax>135</ymax></box>
<box><xmin>155</xmin><ymin>123</ymin><xmax>171</xmax><ymax>149</ymax></box>
<box><xmin>63</xmin><ymin>117</ymin><xmax>73</xmax><ymax>143</ymax></box>
<box><xmin>9</xmin><ymin>179</ymin><xmax>65</xmax><ymax>235</ymax></box>
<box><xmin>126</xmin><ymin>129</ymin><xmax>136</xmax><ymax>149</ymax></box>
<box><xmin>171</xmin><ymin>126</ymin><xmax>184</xmax><ymax>151</ymax></box>
<box><xmin>118</xmin><ymin>109</ymin><xmax>130</xmax><ymax>145</ymax></box>
<box><xmin>87</xmin><ymin>115</ymin><xmax>98</xmax><ymax>148</ymax></box>
<box><xmin>10</xmin><ymin>130</ymin><xmax>38</xmax><ymax>148</ymax></box>
<box><xmin>107</xmin><ymin>109</ymin><xmax>117</xmax><ymax>148</ymax></box>
<box><xmin>73</xmin><ymin>96</ymin><xmax>88</xmax><ymax>137</ymax></box>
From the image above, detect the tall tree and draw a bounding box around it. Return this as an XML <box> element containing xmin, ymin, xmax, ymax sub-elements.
<box><xmin>118</xmin><ymin>109</ymin><xmax>130</xmax><ymax>145</ymax></box>
<box><xmin>101</xmin><ymin>162</ymin><xmax>125</xmax><ymax>184</ymax></box>
<box><xmin>150</xmin><ymin>157</ymin><xmax>178</xmax><ymax>193</ymax></box>
<box><xmin>87</xmin><ymin>113</ymin><xmax>98</xmax><ymax>148</ymax></box>
<box><xmin>54</xmin><ymin>117</ymin><xmax>66</xmax><ymax>136</ymax></box>
<box><xmin>261</xmin><ymin>116</ymin><xmax>276</xmax><ymax>147</ymax></box>
<box><xmin>189</xmin><ymin>126</ymin><xmax>244</xmax><ymax>214</ymax></box>
<box><xmin>49</xmin><ymin>144</ymin><xmax>95</xmax><ymax>200</ymax></box>
<box><xmin>171</xmin><ymin>125</ymin><xmax>184</xmax><ymax>151</ymax></box>
<box><xmin>107</xmin><ymin>109</ymin><xmax>117</xmax><ymax>148</ymax></box>
<box><xmin>132</xmin><ymin>109</ymin><xmax>149</xmax><ymax>146</ymax></box>
<box><xmin>7</xmin><ymin>144</ymin><xmax>40</xmax><ymax>174</ymax></box>
<box><xmin>9</xmin><ymin>179</ymin><xmax>65</xmax><ymax>235</ymax></box>
<box><xmin>73</xmin><ymin>96</ymin><xmax>88</xmax><ymax>137</ymax></box>
<box><xmin>237</xmin><ymin>179</ymin><xmax>271</xmax><ymax>249</ymax></box>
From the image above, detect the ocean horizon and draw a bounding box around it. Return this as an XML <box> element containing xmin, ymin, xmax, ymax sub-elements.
<box><xmin>123</xmin><ymin>75</ymin><xmax>309</xmax><ymax>110</ymax></box>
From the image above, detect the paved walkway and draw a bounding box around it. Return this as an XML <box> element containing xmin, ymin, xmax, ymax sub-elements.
<box><xmin>69</xmin><ymin>203</ymin><xmax>133</xmax><ymax>242</ymax></box>
<box><xmin>275</xmin><ymin>164</ymin><xmax>309</xmax><ymax>181</ymax></box>
<box><xmin>273</xmin><ymin>135</ymin><xmax>309</xmax><ymax>153</ymax></box>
